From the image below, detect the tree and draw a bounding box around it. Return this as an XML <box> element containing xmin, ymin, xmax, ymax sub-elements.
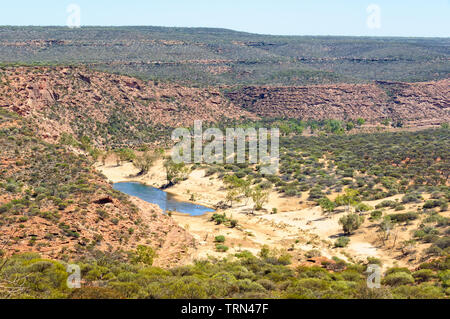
<box><xmin>318</xmin><ymin>197</ymin><xmax>336</xmax><ymax>214</ymax></box>
<box><xmin>224</xmin><ymin>175</ymin><xmax>252</xmax><ymax>205</ymax></box>
<box><xmin>259</xmin><ymin>245</ymin><xmax>270</xmax><ymax>259</ymax></box>
<box><xmin>225</xmin><ymin>188</ymin><xmax>240</xmax><ymax>207</ymax></box>
<box><xmin>241</xmin><ymin>180</ymin><xmax>253</xmax><ymax>205</ymax></box>
<box><xmin>379</xmin><ymin>218</ymin><xmax>394</xmax><ymax>246</ymax></box>
<box><xmin>96</xmin><ymin>150</ymin><xmax>106</xmax><ymax>166</ymax></box>
<box><xmin>89</xmin><ymin>148</ymin><xmax>101</xmax><ymax>161</ymax></box>
<box><xmin>324</xmin><ymin>119</ymin><xmax>344</xmax><ymax>134</ymax></box>
<box><xmin>339</xmin><ymin>213</ymin><xmax>365</xmax><ymax>235</ymax></box>
<box><xmin>163</xmin><ymin>159</ymin><xmax>189</xmax><ymax>187</ymax></box>
<box><xmin>251</xmin><ymin>186</ymin><xmax>270</xmax><ymax>212</ymax></box>
<box><xmin>133</xmin><ymin>149</ymin><xmax>162</xmax><ymax>176</ymax></box>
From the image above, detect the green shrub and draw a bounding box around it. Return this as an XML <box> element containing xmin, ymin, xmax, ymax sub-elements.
<box><xmin>402</xmin><ymin>193</ymin><xmax>422</xmax><ymax>204</ymax></box>
<box><xmin>383</xmin><ymin>272</ymin><xmax>415</xmax><ymax>286</ymax></box>
<box><xmin>392</xmin><ymin>283</ymin><xmax>445</xmax><ymax>299</ymax></box>
<box><xmin>367</xmin><ymin>257</ymin><xmax>382</xmax><ymax>266</ymax></box>
<box><xmin>425</xmin><ymin>245</ymin><xmax>444</xmax><ymax>256</ymax></box>
<box><xmin>440</xmin><ymin>201</ymin><xmax>448</xmax><ymax>212</ymax></box>
<box><xmin>277</xmin><ymin>254</ymin><xmax>292</xmax><ymax>265</ymax></box>
<box><xmin>131</xmin><ymin>245</ymin><xmax>156</xmax><ymax>266</ymax></box>
<box><xmin>215</xmin><ymin>244</ymin><xmax>229</xmax><ymax>252</ymax></box>
<box><xmin>355</xmin><ymin>203</ymin><xmax>373</xmax><ymax>213</ymax></box>
<box><xmin>334</xmin><ymin>236</ymin><xmax>350</xmax><ymax>248</ymax></box>
<box><xmin>375</xmin><ymin>200</ymin><xmax>397</xmax><ymax>209</ymax></box>
<box><xmin>341</xmin><ymin>270</ymin><xmax>362</xmax><ymax>282</ymax></box>
<box><xmin>211</xmin><ymin>213</ymin><xmax>228</xmax><ymax>225</ymax></box>
<box><xmin>385</xmin><ymin>267</ymin><xmax>411</xmax><ymax>276</ymax></box>
<box><xmin>413</xmin><ymin>269</ymin><xmax>436</xmax><ymax>283</ymax></box>
<box><xmin>370</xmin><ymin>210</ymin><xmax>383</xmax><ymax>221</ymax></box>
<box><xmin>214</xmin><ymin>235</ymin><xmax>226</xmax><ymax>243</ymax></box>
<box><xmin>423</xmin><ymin>200</ymin><xmax>441</xmax><ymax>209</ymax></box>
<box><xmin>434</xmin><ymin>237</ymin><xmax>450</xmax><ymax>250</ymax></box>
<box><xmin>387</xmin><ymin>212</ymin><xmax>418</xmax><ymax>223</ymax></box>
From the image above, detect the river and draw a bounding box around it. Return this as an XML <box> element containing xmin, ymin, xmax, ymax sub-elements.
<box><xmin>113</xmin><ymin>182</ymin><xmax>215</xmax><ymax>216</ymax></box>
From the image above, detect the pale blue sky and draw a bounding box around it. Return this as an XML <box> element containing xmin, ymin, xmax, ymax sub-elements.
<box><xmin>0</xmin><ymin>0</ymin><xmax>449</xmax><ymax>37</ymax></box>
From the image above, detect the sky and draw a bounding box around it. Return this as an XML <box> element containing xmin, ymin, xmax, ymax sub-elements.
<box><xmin>0</xmin><ymin>0</ymin><xmax>449</xmax><ymax>37</ymax></box>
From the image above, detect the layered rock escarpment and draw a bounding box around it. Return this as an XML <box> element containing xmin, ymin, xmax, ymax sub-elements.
<box><xmin>225</xmin><ymin>80</ymin><xmax>450</xmax><ymax>125</ymax></box>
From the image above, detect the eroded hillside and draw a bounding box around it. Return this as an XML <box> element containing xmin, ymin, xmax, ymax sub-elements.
<box><xmin>225</xmin><ymin>80</ymin><xmax>450</xmax><ymax>126</ymax></box>
<box><xmin>0</xmin><ymin>66</ymin><xmax>254</xmax><ymax>146</ymax></box>
<box><xmin>0</xmin><ymin>109</ymin><xmax>194</xmax><ymax>267</ymax></box>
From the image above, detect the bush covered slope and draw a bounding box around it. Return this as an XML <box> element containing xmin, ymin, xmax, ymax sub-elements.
<box><xmin>0</xmin><ymin>26</ymin><xmax>449</xmax><ymax>86</ymax></box>
<box><xmin>0</xmin><ymin>108</ymin><xmax>193</xmax><ymax>266</ymax></box>
<box><xmin>1</xmin><ymin>250</ymin><xmax>449</xmax><ymax>299</ymax></box>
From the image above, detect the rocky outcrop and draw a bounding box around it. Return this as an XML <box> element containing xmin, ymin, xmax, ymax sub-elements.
<box><xmin>225</xmin><ymin>80</ymin><xmax>450</xmax><ymax>125</ymax></box>
<box><xmin>0</xmin><ymin>66</ymin><xmax>256</xmax><ymax>145</ymax></box>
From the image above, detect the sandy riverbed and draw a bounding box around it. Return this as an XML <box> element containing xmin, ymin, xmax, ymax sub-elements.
<box><xmin>96</xmin><ymin>158</ymin><xmax>426</xmax><ymax>268</ymax></box>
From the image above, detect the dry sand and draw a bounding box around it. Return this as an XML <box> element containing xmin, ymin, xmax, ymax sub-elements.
<box><xmin>96</xmin><ymin>158</ymin><xmax>431</xmax><ymax>269</ymax></box>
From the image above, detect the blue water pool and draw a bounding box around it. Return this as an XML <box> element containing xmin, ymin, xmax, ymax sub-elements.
<box><xmin>113</xmin><ymin>182</ymin><xmax>215</xmax><ymax>216</ymax></box>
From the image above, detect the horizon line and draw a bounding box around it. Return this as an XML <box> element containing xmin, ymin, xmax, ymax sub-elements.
<box><xmin>0</xmin><ymin>25</ymin><xmax>449</xmax><ymax>39</ymax></box>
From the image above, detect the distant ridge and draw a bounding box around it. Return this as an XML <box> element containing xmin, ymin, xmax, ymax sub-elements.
<box><xmin>0</xmin><ymin>26</ymin><xmax>448</xmax><ymax>86</ymax></box>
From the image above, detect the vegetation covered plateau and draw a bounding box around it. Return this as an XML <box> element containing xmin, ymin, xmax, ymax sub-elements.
<box><xmin>0</xmin><ymin>26</ymin><xmax>449</xmax><ymax>86</ymax></box>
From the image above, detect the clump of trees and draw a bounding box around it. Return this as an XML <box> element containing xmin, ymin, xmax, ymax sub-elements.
<box><xmin>221</xmin><ymin>175</ymin><xmax>270</xmax><ymax>212</ymax></box>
